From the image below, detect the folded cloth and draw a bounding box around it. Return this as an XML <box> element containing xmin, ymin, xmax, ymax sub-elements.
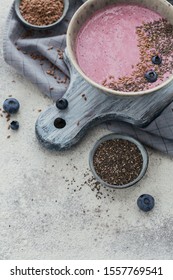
<box><xmin>3</xmin><ymin>0</ymin><xmax>82</xmax><ymax>100</ymax></box>
<box><xmin>105</xmin><ymin>103</ymin><xmax>173</xmax><ymax>156</ymax></box>
<box><xmin>3</xmin><ymin>0</ymin><xmax>173</xmax><ymax>156</ymax></box>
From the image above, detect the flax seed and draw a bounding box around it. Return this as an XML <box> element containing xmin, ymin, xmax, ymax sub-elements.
<box><xmin>19</xmin><ymin>0</ymin><xmax>64</xmax><ymax>26</ymax></box>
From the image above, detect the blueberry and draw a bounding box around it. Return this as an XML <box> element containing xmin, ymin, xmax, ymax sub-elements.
<box><xmin>152</xmin><ymin>55</ymin><xmax>162</xmax><ymax>65</ymax></box>
<box><xmin>56</xmin><ymin>98</ymin><xmax>68</xmax><ymax>110</ymax></box>
<box><xmin>137</xmin><ymin>194</ymin><xmax>155</xmax><ymax>212</ymax></box>
<box><xmin>10</xmin><ymin>121</ymin><xmax>19</xmax><ymax>130</ymax></box>
<box><xmin>145</xmin><ymin>70</ymin><xmax>158</xmax><ymax>83</ymax></box>
<box><xmin>3</xmin><ymin>98</ymin><xmax>20</xmax><ymax>114</ymax></box>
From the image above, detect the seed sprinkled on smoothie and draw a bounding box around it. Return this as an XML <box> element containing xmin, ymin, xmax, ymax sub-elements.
<box><xmin>104</xmin><ymin>18</ymin><xmax>173</xmax><ymax>92</ymax></box>
<box><xmin>76</xmin><ymin>4</ymin><xmax>173</xmax><ymax>92</ymax></box>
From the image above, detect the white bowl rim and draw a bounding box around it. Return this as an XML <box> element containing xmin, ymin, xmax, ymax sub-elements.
<box><xmin>67</xmin><ymin>0</ymin><xmax>173</xmax><ymax>96</ymax></box>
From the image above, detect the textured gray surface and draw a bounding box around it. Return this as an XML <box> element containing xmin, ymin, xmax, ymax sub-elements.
<box><xmin>1</xmin><ymin>0</ymin><xmax>173</xmax><ymax>260</ymax></box>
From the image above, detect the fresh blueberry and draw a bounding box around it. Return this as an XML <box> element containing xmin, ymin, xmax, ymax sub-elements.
<box><xmin>137</xmin><ymin>194</ymin><xmax>155</xmax><ymax>212</ymax></box>
<box><xmin>152</xmin><ymin>55</ymin><xmax>162</xmax><ymax>65</ymax></box>
<box><xmin>145</xmin><ymin>70</ymin><xmax>158</xmax><ymax>83</ymax></box>
<box><xmin>56</xmin><ymin>98</ymin><xmax>68</xmax><ymax>110</ymax></box>
<box><xmin>3</xmin><ymin>98</ymin><xmax>20</xmax><ymax>114</ymax></box>
<box><xmin>10</xmin><ymin>121</ymin><xmax>19</xmax><ymax>130</ymax></box>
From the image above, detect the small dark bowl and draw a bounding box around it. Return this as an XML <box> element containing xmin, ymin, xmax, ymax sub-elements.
<box><xmin>89</xmin><ymin>133</ymin><xmax>149</xmax><ymax>189</ymax></box>
<box><xmin>14</xmin><ymin>0</ymin><xmax>69</xmax><ymax>30</ymax></box>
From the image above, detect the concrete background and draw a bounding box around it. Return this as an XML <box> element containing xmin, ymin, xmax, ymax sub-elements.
<box><xmin>1</xmin><ymin>0</ymin><xmax>173</xmax><ymax>260</ymax></box>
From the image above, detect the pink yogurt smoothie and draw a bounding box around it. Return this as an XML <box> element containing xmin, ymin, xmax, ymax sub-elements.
<box><xmin>76</xmin><ymin>4</ymin><xmax>165</xmax><ymax>91</ymax></box>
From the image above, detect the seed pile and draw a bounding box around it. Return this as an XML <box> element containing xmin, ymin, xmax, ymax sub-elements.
<box><xmin>93</xmin><ymin>139</ymin><xmax>143</xmax><ymax>186</ymax></box>
<box><xmin>103</xmin><ymin>18</ymin><xmax>173</xmax><ymax>92</ymax></box>
<box><xmin>19</xmin><ymin>0</ymin><xmax>64</xmax><ymax>26</ymax></box>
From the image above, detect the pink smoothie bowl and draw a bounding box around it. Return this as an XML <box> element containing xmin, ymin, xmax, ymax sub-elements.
<box><xmin>67</xmin><ymin>0</ymin><xmax>173</xmax><ymax>97</ymax></box>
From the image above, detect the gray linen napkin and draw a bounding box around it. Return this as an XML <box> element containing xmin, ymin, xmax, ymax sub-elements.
<box><xmin>3</xmin><ymin>0</ymin><xmax>82</xmax><ymax>100</ymax></box>
<box><xmin>3</xmin><ymin>0</ymin><xmax>173</xmax><ymax>155</ymax></box>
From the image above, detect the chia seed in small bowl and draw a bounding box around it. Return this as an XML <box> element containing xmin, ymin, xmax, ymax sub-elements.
<box><xmin>15</xmin><ymin>0</ymin><xmax>69</xmax><ymax>30</ymax></box>
<box><xmin>89</xmin><ymin>134</ymin><xmax>148</xmax><ymax>189</ymax></box>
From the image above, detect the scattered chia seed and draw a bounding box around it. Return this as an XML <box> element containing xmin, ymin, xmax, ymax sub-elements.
<box><xmin>93</xmin><ymin>139</ymin><xmax>143</xmax><ymax>186</ymax></box>
<box><xmin>61</xmin><ymin>164</ymin><xmax>117</xmax><ymax>201</ymax></box>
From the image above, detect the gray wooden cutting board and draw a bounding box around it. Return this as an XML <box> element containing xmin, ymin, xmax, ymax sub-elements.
<box><xmin>35</xmin><ymin>51</ymin><xmax>173</xmax><ymax>150</ymax></box>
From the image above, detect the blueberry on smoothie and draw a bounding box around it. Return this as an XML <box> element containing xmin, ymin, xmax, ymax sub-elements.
<box><xmin>145</xmin><ymin>71</ymin><xmax>158</xmax><ymax>83</ymax></box>
<box><xmin>152</xmin><ymin>55</ymin><xmax>162</xmax><ymax>65</ymax></box>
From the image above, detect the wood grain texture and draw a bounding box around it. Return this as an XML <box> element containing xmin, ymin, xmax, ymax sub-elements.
<box><xmin>35</xmin><ymin>50</ymin><xmax>173</xmax><ymax>150</ymax></box>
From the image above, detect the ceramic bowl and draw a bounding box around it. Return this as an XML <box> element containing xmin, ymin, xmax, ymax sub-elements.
<box><xmin>15</xmin><ymin>0</ymin><xmax>69</xmax><ymax>30</ymax></box>
<box><xmin>67</xmin><ymin>0</ymin><xmax>173</xmax><ymax>96</ymax></box>
<box><xmin>89</xmin><ymin>133</ymin><xmax>149</xmax><ymax>189</ymax></box>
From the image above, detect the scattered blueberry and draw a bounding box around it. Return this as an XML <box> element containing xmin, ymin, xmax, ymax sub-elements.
<box><xmin>145</xmin><ymin>70</ymin><xmax>158</xmax><ymax>83</ymax></box>
<box><xmin>10</xmin><ymin>121</ymin><xmax>19</xmax><ymax>130</ymax></box>
<box><xmin>137</xmin><ymin>194</ymin><xmax>155</xmax><ymax>212</ymax></box>
<box><xmin>56</xmin><ymin>98</ymin><xmax>68</xmax><ymax>110</ymax></box>
<box><xmin>3</xmin><ymin>98</ymin><xmax>20</xmax><ymax>114</ymax></box>
<box><xmin>152</xmin><ymin>55</ymin><xmax>162</xmax><ymax>65</ymax></box>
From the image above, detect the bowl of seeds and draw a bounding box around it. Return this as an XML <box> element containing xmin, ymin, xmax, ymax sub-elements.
<box><xmin>67</xmin><ymin>0</ymin><xmax>173</xmax><ymax>96</ymax></box>
<box><xmin>15</xmin><ymin>0</ymin><xmax>69</xmax><ymax>30</ymax></box>
<box><xmin>89</xmin><ymin>134</ymin><xmax>148</xmax><ymax>189</ymax></box>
